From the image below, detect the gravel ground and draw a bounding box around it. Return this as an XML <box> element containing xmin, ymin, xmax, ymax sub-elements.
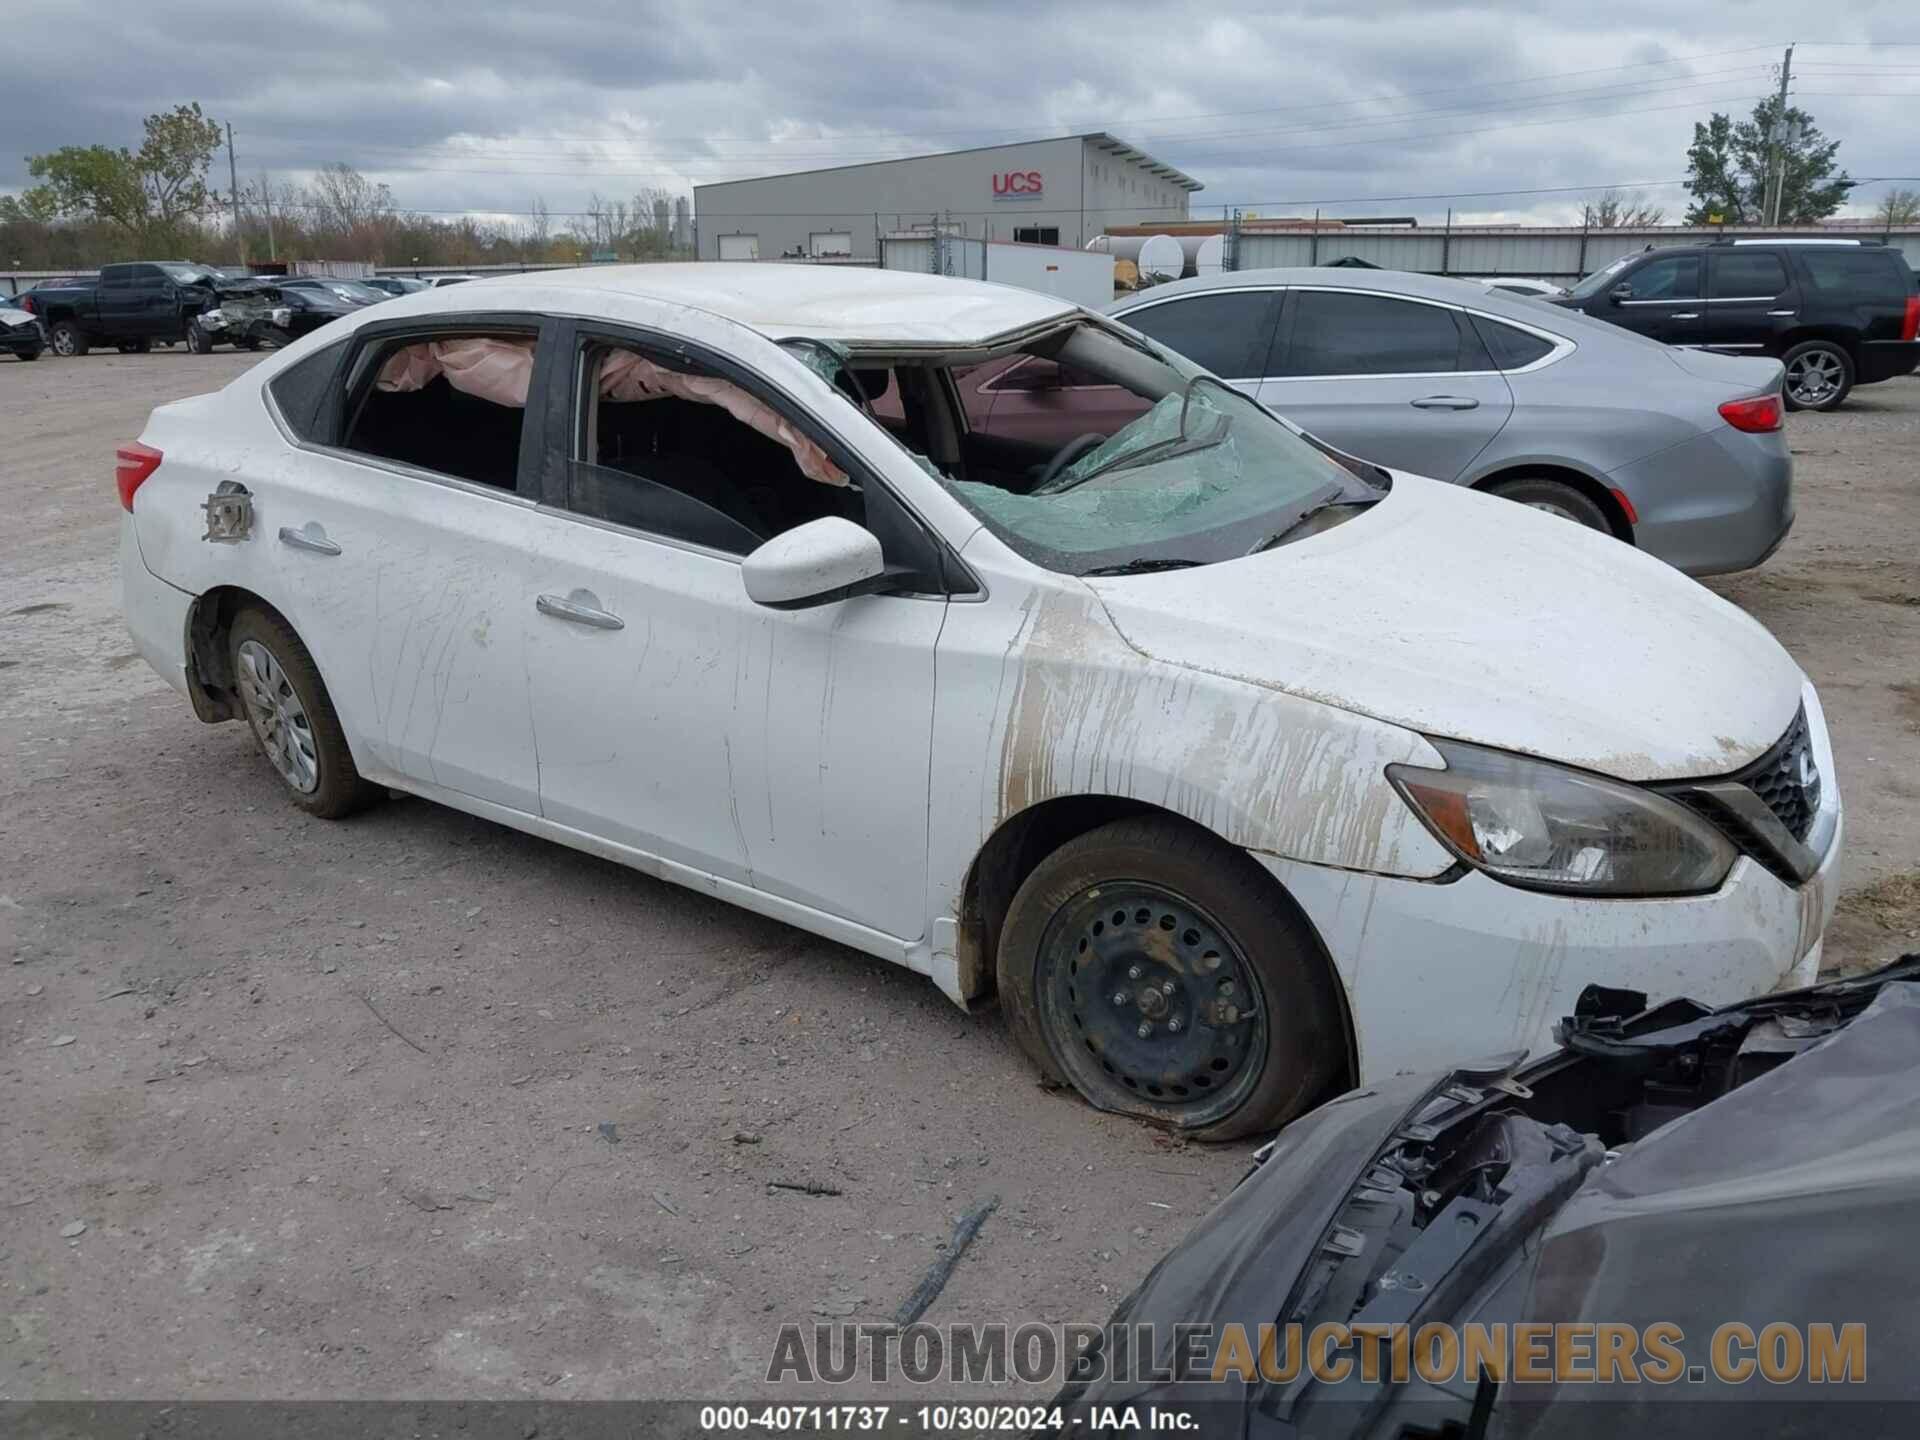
<box><xmin>2</xmin><ymin>351</ymin><xmax>1916</xmax><ymax>1401</ymax></box>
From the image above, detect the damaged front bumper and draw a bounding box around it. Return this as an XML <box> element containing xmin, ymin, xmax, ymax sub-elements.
<box><xmin>1255</xmin><ymin>803</ymin><xmax>1841</xmax><ymax>1083</ymax></box>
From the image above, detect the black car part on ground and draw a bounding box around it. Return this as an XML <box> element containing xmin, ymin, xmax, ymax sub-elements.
<box><xmin>1052</xmin><ymin>954</ymin><xmax>1920</xmax><ymax>1438</ymax></box>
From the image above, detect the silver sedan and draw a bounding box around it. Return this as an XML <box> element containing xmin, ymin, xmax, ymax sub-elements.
<box><xmin>1104</xmin><ymin>268</ymin><xmax>1793</xmax><ymax>576</ymax></box>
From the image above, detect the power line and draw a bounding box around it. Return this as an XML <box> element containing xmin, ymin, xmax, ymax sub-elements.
<box><xmin>290</xmin><ymin>90</ymin><xmax>1779</xmax><ymax>184</ymax></box>
<box><xmin>271</xmin><ymin>67</ymin><xmax>1783</xmax><ymax>171</ymax></box>
<box><xmin>243</xmin><ymin>42</ymin><xmax>1796</xmax><ymax>158</ymax></box>
<box><xmin>251</xmin><ymin>177</ymin><xmax>1708</xmax><ymax>220</ymax></box>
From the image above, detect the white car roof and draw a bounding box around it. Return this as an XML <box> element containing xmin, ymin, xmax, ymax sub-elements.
<box><xmin>435</xmin><ymin>262</ymin><xmax>1079</xmax><ymax>345</ymax></box>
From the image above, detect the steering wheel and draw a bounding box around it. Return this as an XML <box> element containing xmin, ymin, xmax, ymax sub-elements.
<box><xmin>1033</xmin><ymin>432</ymin><xmax>1109</xmax><ymax>492</ymax></box>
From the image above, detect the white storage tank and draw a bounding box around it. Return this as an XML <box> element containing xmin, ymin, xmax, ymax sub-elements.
<box><xmin>1176</xmin><ymin>233</ymin><xmax>1227</xmax><ymax>276</ymax></box>
<box><xmin>1101</xmin><ymin>233</ymin><xmax>1183</xmax><ymax>282</ymax></box>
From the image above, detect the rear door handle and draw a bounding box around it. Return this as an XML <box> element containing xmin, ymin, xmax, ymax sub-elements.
<box><xmin>536</xmin><ymin>589</ymin><xmax>625</xmax><ymax>631</ymax></box>
<box><xmin>1410</xmin><ymin>395</ymin><xmax>1480</xmax><ymax>411</ymax></box>
<box><xmin>277</xmin><ymin>523</ymin><xmax>341</xmax><ymax>556</ymax></box>
<box><xmin>1670</xmin><ymin>313</ymin><xmax>1701</xmax><ymax>321</ymax></box>
<box><xmin>1767</xmin><ymin>309</ymin><xmax>1796</xmax><ymax>317</ymax></box>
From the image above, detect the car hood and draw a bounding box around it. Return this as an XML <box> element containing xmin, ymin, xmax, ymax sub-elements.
<box><xmin>1</xmin><ymin>305</ymin><xmax>33</xmax><ymax>324</ymax></box>
<box><xmin>1085</xmin><ymin>473</ymin><xmax>1803</xmax><ymax>781</ymax></box>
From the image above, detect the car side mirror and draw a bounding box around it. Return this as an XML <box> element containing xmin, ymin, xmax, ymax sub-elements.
<box><xmin>742</xmin><ymin>517</ymin><xmax>894</xmax><ymax>609</ymax></box>
<box><xmin>1609</xmin><ymin>281</ymin><xmax>1633</xmax><ymax>304</ymax></box>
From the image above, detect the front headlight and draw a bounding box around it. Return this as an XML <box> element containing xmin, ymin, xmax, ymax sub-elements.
<box><xmin>1387</xmin><ymin>739</ymin><xmax>1736</xmax><ymax>897</ymax></box>
<box><xmin>270</xmin><ymin>307</ymin><xmax>292</xmax><ymax>327</ymax></box>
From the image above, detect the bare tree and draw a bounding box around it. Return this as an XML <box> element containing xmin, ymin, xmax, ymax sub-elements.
<box><xmin>1874</xmin><ymin>187</ymin><xmax>1920</xmax><ymax>227</ymax></box>
<box><xmin>1586</xmin><ymin>190</ymin><xmax>1667</xmax><ymax>228</ymax></box>
<box><xmin>520</xmin><ymin>196</ymin><xmax>552</xmax><ymax>255</ymax></box>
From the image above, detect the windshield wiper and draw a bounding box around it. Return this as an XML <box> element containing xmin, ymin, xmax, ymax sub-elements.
<box><xmin>1246</xmin><ymin>498</ymin><xmax>1378</xmax><ymax>554</ymax></box>
<box><xmin>1080</xmin><ymin>557</ymin><xmax>1203</xmax><ymax>576</ymax></box>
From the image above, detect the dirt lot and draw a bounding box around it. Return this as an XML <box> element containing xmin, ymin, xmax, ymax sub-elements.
<box><xmin>3</xmin><ymin>351</ymin><xmax>1917</xmax><ymax>1401</ymax></box>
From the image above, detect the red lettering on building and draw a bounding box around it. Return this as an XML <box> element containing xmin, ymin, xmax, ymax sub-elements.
<box><xmin>992</xmin><ymin>171</ymin><xmax>1044</xmax><ymax>198</ymax></box>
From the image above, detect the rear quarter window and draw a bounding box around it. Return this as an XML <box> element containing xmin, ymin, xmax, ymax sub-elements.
<box><xmin>1468</xmin><ymin>315</ymin><xmax>1557</xmax><ymax>371</ymax></box>
<box><xmin>268</xmin><ymin>340</ymin><xmax>349</xmax><ymax>443</ymax></box>
<box><xmin>1796</xmin><ymin>249</ymin><xmax>1908</xmax><ymax>296</ymax></box>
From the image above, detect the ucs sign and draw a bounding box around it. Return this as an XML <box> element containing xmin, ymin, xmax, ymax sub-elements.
<box><xmin>992</xmin><ymin>171</ymin><xmax>1044</xmax><ymax>199</ymax></box>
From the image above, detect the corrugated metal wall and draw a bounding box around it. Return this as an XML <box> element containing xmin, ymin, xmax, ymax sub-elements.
<box><xmin>1228</xmin><ymin>225</ymin><xmax>1920</xmax><ymax>279</ymax></box>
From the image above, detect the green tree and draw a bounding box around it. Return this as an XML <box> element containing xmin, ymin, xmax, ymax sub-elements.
<box><xmin>24</xmin><ymin>103</ymin><xmax>224</xmax><ymax>251</ymax></box>
<box><xmin>1684</xmin><ymin>96</ymin><xmax>1851</xmax><ymax>225</ymax></box>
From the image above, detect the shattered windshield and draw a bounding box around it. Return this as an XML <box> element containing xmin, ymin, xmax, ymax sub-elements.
<box><xmin>850</xmin><ymin>320</ymin><xmax>1382</xmax><ymax>576</ymax></box>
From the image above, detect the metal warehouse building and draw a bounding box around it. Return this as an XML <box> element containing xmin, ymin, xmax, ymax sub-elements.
<box><xmin>692</xmin><ymin>133</ymin><xmax>1201</xmax><ymax>262</ymax></box>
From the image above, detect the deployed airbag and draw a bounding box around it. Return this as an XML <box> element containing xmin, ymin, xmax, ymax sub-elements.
<box><xmin>374</xmin><ymin>339</ymin><xmax>847</xmax><ymax>487</ymax></box>
<box><xmin>599</xmin><ymin>351</ymin><xmax>847</xmax><ymax>487</ymax></box>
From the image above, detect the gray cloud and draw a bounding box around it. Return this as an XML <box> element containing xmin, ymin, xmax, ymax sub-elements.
<box><xmin>2</xmin><ymin>0</ymin><xmax>1914</xmax><ymax>226</ymax></box>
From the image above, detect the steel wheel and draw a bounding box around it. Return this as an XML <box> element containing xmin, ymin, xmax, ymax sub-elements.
<box><xmin>1785</xmin><ymin>349</ymin><xmax>1844</xmax><ymax>408</ymax></box>
<box><xmin>1036</xmin><ymin>882</ymin><xmax>1269</xmax><ymax>1128</ymax></box>
<box><xmin>235</xmin><ymin>638</ymin><xmax>320</xmax><ymax>793</ymax></box>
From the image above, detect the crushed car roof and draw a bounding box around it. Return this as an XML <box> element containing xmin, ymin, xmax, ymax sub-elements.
<box><xmin>392</xmin><ymin>262</ymin><xmax>1081</xmax><ymax>345</ymax></box>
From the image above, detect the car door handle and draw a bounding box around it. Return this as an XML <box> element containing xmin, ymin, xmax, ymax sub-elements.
<box><xmin>1410</xmin><ymin>395</ymin><xmax>1480</xmax><ymax>411</ymax></box>
<box><xmin>277</xmin><ymin>523</ymin><xmax>341</xmax><ymax>556</ymax></box>
<box><xmin>1767</xmin><ymin>309</ymin><xmax>1796</xmax><ymax>317</ymax></box>
<box><xmin>536</xmin><ymin>590</ymin><xmax>625</xmax><ymax>631</ymax></box>
<box><xmin>1670</xmin><ymin>313</ymin><xmax>1700</xmax><ymax>321</ymax></box>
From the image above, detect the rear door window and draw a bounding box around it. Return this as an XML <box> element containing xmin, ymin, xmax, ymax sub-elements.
<box><xmin>337</xmin><ymin>327</ymin><xmax>543</xmax><ymax>492</ymax></box>
<box><xmin>1284</xmin><ymin>291</ymin><xmax>1477</xmax><ymax>375</ymax></box>
<box><xmin>1709</xmin><ymin>252</ymin><xmax>1789</xmax><ymax>298</ymax></box>
<box><xmin>1118</xmin><ymin>292</ymin><xmax>1283</xmax><ymax>379</ymax></box>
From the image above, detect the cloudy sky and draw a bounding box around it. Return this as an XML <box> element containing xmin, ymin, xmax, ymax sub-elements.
<box><xmin>3</xmin><ymin>0</ymin><xmax>1916</xmax><ymax>231</ymax></box>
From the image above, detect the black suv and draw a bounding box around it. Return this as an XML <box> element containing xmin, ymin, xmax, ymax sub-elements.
<box><xmin>1555</xmin><ymin>239</ymin><xmax>1920</xmax><ymax>411</ymax></box>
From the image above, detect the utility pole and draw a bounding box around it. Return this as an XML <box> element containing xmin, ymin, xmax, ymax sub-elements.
<box><xmin>226</xmin><ymin>122</ymin><xmax>246</xmax><ymax>264</ymax></box>
<box><xmin>1766</xmin><ymin>44</ymin><xmax>1795</xmax><ymax>228</ymax></box>
<box><xmin>259</xmin><ymin>170</ymin><xmax>278</xmax><ymax>262</ymax></box>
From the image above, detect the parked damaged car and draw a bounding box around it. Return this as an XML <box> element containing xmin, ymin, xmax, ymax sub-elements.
<box><xmin>117</xmin><ymin>266</ymin><xmax>1840</xmax><ymax>1139</ymax></box>
<box><xmin>1</xmin><ymin>293</ymin><xmax>46</xmax><ymax>361</ymax></box>
<box><xmin>186</xmin><ymin>276</ymin><xmax>365</xmax><ymax>352</ymax></box>
<box><xmin>1054</xmin><ymin>955</ymin><xmax>1920</xmax><ymax>1437</ymax></box>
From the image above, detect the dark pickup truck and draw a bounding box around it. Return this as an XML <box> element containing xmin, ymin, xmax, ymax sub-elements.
<box><xmin>20</xmin><ymin>261</ymin><xmax>224</xmax><ymax>357</ymax></box>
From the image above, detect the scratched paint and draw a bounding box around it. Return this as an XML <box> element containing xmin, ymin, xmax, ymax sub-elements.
<box><xmin>988</xmin><ymin>587</ymin><xmax>1453</xmax><ymax>879</ymax></box>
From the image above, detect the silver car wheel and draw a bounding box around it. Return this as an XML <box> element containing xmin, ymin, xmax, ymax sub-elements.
<box><xmin>1786</xmin><ymin>350</ymin><xmax>1843</xmax><ymax>406</ymax></box>
<box><xmin>236</xmin><ymin>639</ymin><xmax>320</xmax><ymax>794</ymax></box>
<box><xmin>50</xmin><ymin>328</ymin><xmax>78</xmax><ymax>357</ymax></box>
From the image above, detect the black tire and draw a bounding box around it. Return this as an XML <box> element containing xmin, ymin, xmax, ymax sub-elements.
<box><xmin>997</xmin><ymin>816</ymin><xmax>1345</xmax><ymax>1141</ymax></box>
<box><xmin>1781</xmin><ymin>339</ymin><xmax>1853</xmax><ymax>412</ymax></box>
<box><xmin>228</xmin><ymin>607</ymin><xmax>380</xmax><ymax>820</ymax></box>
<box><xmin>16</xmin><ymin>346</ymin><xmax>41</xmax><ymax>362</ymax></box>
<box><xmin>1486</xmin><ymin>475</ymin><xmax>1613</xmax><ymax>534</ymax></box>
<box><xmin>117</xmin><ymin>339</ymin><xmax>152</xmax><ymax>354</ymax></box>
<box><xmin>236</xmin><ymin>336</ymin><xmax>262</xmax><ymax>351</ymax></box>
<box><xmin>48</xmin><ymin>321</ymin><xmax>88</xmax><ymax>358</ymax></box>
<box><xmin>185</xmin><ymin>321</ymin><xmax>214</xmax><ymax>354</ymax></box>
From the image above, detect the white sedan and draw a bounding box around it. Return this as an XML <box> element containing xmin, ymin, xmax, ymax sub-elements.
<box><xmin>117</xmin><ymin>265</ymin><xmax>1840</xmax><ymax>1138</ymax></box>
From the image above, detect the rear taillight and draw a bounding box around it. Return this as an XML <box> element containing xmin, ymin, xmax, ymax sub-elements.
<box><xmin>115</xmin><ymin>442</ymin><xmax>163</xmax><ymax>511</ymax></box>
<box><xmin>1901</xmin><ymin>294</ymin><xmax>1919</xmax><ymax>344</ymax></box>
<box><xmin>16</xmin><ymin>295</ymin><xmax>33</xmax><ymax>314</ymax></box>
<box><xmin>1719</xmin><ymin>394</ymin><xmax>1783</xmax><ymax>434</ymax></box>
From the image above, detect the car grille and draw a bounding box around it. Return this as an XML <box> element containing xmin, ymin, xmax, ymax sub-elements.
<box><xmin>1663</xmin><ymin>705</ymin><xmax>1826</xmax><ymax>885</ymax></box>
<box><xmin>1734</xmin><ymin>705</ymin><xmax>1821</xmax><ymax>843</ymax></box>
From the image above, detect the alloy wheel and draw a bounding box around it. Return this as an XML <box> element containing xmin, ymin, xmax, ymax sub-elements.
<box><xmin>1036</xmin><ymin>883</ymin><xmax>1268</xmax><ymax>1127</ymax></box>
<box><xmin>235</xmin><ymin>639</ymin><xmax>321</xmax><ymax>793</ymax></box>
<box><xmin>1786</xmin><ymin>350</ymin><xmax>1843</xmax><ymax>407</ymax></box>
<box><xmin>51</xmin><ymin>328</ymin><xmax>78</xmax><ymax>357</ymax></box>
